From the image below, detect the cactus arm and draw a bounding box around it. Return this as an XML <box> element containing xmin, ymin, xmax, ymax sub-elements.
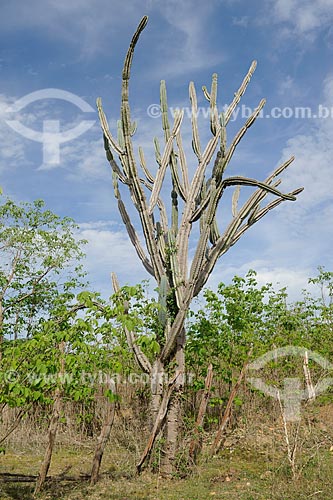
<box><xmin>232</xmin><ymin>186</ymin><xmax>241</xmax><ymax>217</ymax></box>
<box><xmin>194</xmin><ymin>162</ymin><xmax>301</xmax><ymax>296</ymax></box>
<box><xmin>157</xmin><ymin>274</ymin><xmax>169</xmax><ymax>330</ymax></box>
<box><xmin>148</xmin><ymin>110</ymin><xmax>184</xmax><ymax>214</ymax></box>
<box><xmin>160</xmin><ymin>303</ymin><xmax>189</xmax><ymax>362</ymax></box>
<box><xmin>223</xmin><ymin>187</ymin><xmax>304</xmax><ymax>249</ymax></box>
<box><xmin>193</xmin><ymin>171</ymin><xmax>303</xmax><ymax>297</ymax></box>
<box><xmin>189</xmin><ymin>98</ymin><xmax>270</xmax><ymax>224</ymax></box>
<box><xmin>160</xmin><ymin>81</ymin><xmax>187</xmax><ymax>201</ymax></box>
<box><xmin>154</xmin><ymin>137</ymin><xmax>162</xmax><ymax>166</ymax></box>
<box><xmin>221</xmin><ymin>176</ymin><xmax>297</xmax><ymax>200</ymax></box>
<box><xmin>171</xmin><ymin>188</ymin><xmax>178</xmax><ymax>234</ymax></box>
<box><xmin>103</xmin><ymin>134</ymin><xmax>128</xmax><ymax>185</ymax></box>
<box><xmin>111</xmin><ymin>169</ymin><xmax>155</xmax><ymax>277</ymax></box>
<box><xmin>209</xmin><ymin>218</ymin><xmax>220</xmax><ymax>245</ymax></box>
<box><xmin>103</xmin><ymin>138</ymin><xmax>154</xmax><ymax>275</ymax></box>
<box><xmin>120</xmin><ymin>16</ymin><xmax>164</xmax><ymax>282</ymax></box>
<box><xmin>111</xmin><ymin>273</ymin><xmax>152</xmax><ymax>374</ymax></box>
<box><xmin>189</xmin><ymin>178</ymin><xmax>219</xmax><ymax>288</ymax></box>
<box><xmin>97</xmin><ymin>98</ymin><xmax>124</xmax><ymax>156</ymax></box>
<box><xmin>167</xmin><ymin>230</ymin><xmax>183</xmax><ymax>309</ymax></box>
<box><xmin>187</xmin><ymin>127</ymin><xmax>221</xmax><ymax>204</ymax></box>
<box><xmin>139</xmin><ymin>146</ymin><xmax>155</xmax><ymax>184</ymax></box>
<box><xmin>176</xmin><ymin>125</ymin><xmax>221</xmax><ymax>278</ymax></box>
<box><xmin>202</xmin><ymin>85</ymin><xmax>210</xmax><ymax>101</ymax></box>
<box><xmin>209</xmin><ymin>73</ymin><xmax>219</xmax><ymax>135</ymax></box>
<box><xmin>175</xmin><ymin>131</ymin><xmax>190</xmax><ymax>194</ymax></box>
<box><xmin>224</xmin><ymin>60</ymin><xmax>257</xmax><ymax>124</ymax></box>
<box><xmin>222</xmin><ymin>99</ymin><xmax>266</xmax><ymax>173</ymax></box>
<box><xmin>117</xmin><ymin>199</ymin><xmax>155</xmax><ymax>276</ymax></box>
<box><xmin>245</xmin><ymin>187</ymin><xmax>304</xmax><ymax>227</ymax></box>
<box><xmin>140</xmin><ymin>178</ymin><xmax>169</xmax><ymax>239</ymax></box>
<box><xmin>189</xmin><ymin>82</ymin><xmax>202</xmax><ymax>160</ymax></box>
<box><xmin>220</xmin><ymin>112</ymin><xmax>227</xmax><ymax>158</ymax></box>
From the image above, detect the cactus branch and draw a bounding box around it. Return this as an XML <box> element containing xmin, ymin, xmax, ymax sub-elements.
<box><xmin>120</xmin><ymin>15</ymin><xmax>164</xmax><ymax>282</ymax></box>
<box><xmin>148</xmin><ymin>109</ymin><xmax>184</xmax><ymax>214</ymax></box>
<box><xmin>97</xmin><ymin>99</ymin><xmax>124</xmax><ymax>156</ymax></box>
<box><xmin>103</xmin><ymin>134</ymin><xmax>128</xmax><ymax>185</ymax></box>
<box><xmin>189</xmin><ymin>82</ymin><xmax>202</xmax><ymax>160</ymax></box>
<box><xmin>160</xmin><ymin>81</ymin><xmax>187</xmax><ymax>201</ymax></box>
<box><xmin>111</xmin><ymin>170</ymin><xmax>155</xmax><ymax>277</ymax></box>
<box><xmin>139</xmin><ymin>146</ymin><xmax>155</xmax><ymax>184</ymax></box>
<box><xmin>224</xmin><ymin>60</ymin><xmax>257</xmax><ymax>124</ymax></box>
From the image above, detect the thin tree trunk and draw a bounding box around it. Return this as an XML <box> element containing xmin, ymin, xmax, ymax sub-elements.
<box><xmin>211</xmin><ymin>353</ymin><xmax>251</xmax><ymax>456</ymax></box>
<box><xmin>303</xmin><ymin>350</ymin><xmax>315</xmax><ymax>401</ymax></box>
<box><xmin>0</xmin><ymin>408</ymin><xmax>28</xmax><ymax>445</ymax></box>
<box><xmin>189</xmin><ymin>363</ymin><xmax>213</xmax><ymax>462</ymax></box>
<box><xmin>34</xmin><ymin>387</ymin><xmax>62</xmax><ymax>495</ymax></box>
<box><xmin>34</xmin><ymin>342</ymin><xmax>64</xmax><ymax>495</ymax></box>
<box><xmin>90</xmin><ymin>396</ymin><xmax>116</xmax><ymax>485</ymax></box>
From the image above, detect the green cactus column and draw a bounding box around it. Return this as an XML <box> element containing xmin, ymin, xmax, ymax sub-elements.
<box><xmin>97</xmin><ymin>15</ymin><xmax>303</xmax><ymax>474</ymax></box>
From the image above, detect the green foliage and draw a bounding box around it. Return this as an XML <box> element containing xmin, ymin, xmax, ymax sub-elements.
<box><xmin>0</xmin><ymin>197</ymin><xmax>145</xmax><ymax>417</ymax></box>
<box><xmin>187</xmin><ymin>270</ymin><xmax>272</xmax><ymax>382</ymax></box>
<box><xmin>186</xmin><ymin>268</ymin><xmax>333</xmax><ymax>403</ymax></box>
<box><xmin>0</xmin><ymin>197</ymin><xmax>87</xmax><ymax>340</ymax></box>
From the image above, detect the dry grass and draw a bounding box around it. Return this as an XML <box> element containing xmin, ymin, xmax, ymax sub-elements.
<box><xmin>1</xmin><ymin>399</ymin><xmax>332</xmax><ymax>499</ymax></box>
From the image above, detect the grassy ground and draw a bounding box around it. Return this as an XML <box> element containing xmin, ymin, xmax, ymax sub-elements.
<box><xmin>1</xmin><ymin>402</ymin><xmax>332</xmax><ymax>499</ymax></box>
<box><xmin>0</xmin><ymin>440</ymin><xmax>332</xmax><ymax>500</ymax></box>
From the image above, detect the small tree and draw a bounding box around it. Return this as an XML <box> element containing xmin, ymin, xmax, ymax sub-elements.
<box><xmin>0</xmin><ymin>197</ymin><xmax>86</xmax><ymax>348</ymax></box>
<box><xmin>97</xmin><ymin>16</ymin><xmax>303</xmax><ymax>474</ymax></box>
<box><xmin>0</xmin><ymin>196</ymin><xmax>144</xmax><ymax>490</ymax></box>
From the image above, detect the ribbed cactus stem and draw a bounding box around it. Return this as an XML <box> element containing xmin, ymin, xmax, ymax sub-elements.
<box><xmin>232</xmin><ymin>186</ymin><xmax>241</xmax><ymax>218</ymax></box>
<box><xmin>159</xmin><ymin>80</ymin><xmax>186</xmax><ymax>201</ymax></box>
<box><xmin>149</xmin><ymin>109</ymin><xmax>184</xmax><ymax>214</ymax></box>
<box><xmin>167</xmin><ymin>230</ymin><xmax>183</xmax><ymax>309</ymax></box>
<box><xmin>130</xmin><ymin>121</ymin><xmax>137</xmax><ymax>136</ymax></box>
<box><xmin>158</xmin><ymin>274</ymin><xmax>169</xmax><ymax>329</ymax></box>
<box><xmin>220</xmin><ymin>112</ymin><xmax>227</xmax><ymax>158</ymax></box>
<box><xmin>224</xmin><ymin>60</ymin><xmax>257</xmax><ymax>124</ymax></box>
<box><xmin>117</xmin><ymin>120</ymin><xmax>125</xmax><ymax>148</ymax></box>
<box><xmin>189</xmin><ymin>82</ymin><xmax>202</xmax><ymax>160</ymax></box>
<box><xmin>171</xmin><ymin>188</ymin><xmax>178</xmax><ymax>234</ymax></box>
<box><xmin>139</xmin><ymin>146</ymin><xmax>155</xmax><ymax>184</ymax></box>
<box><xmin>210</xmin><ymin>73</ymin><xmax>218</xmax><ymax>135</ymax></box>
<box><xmin>154</xmin><ymin>137</ymin><xmax>162</xmax><ymax>166</ymax></box>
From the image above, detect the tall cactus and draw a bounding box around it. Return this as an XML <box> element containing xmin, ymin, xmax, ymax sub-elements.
<box><xmin>97</xmin><ymin>16</ymin><xmax>303</xmax><ymax>474</ymax></box>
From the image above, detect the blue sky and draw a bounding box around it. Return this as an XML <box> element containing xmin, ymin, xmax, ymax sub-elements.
<box><xmin>0</xmin><ymin>0</ymin><xmax>332</xmax><ymax>302</ymax></box>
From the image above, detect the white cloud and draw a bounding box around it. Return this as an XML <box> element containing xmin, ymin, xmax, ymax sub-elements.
<box><xmin>0</xmin><ymin>0</ymin><xmax>144</xmax><ymax>58</ymax></box>
<box><xmin>268</xmin><ymin>0</ymin><xmax>333</xmax><ymax>39</ymax></box>
<box><xmin>277</xmin><ymin>76</ymin><xmax>294</xmax><ymax>95</ymax></box>
<box><xmin>149</xmin><ymin>0</ymin><xmax>224</xmax><ymax>77</ymax></box>
<box><xmin>279</xmin><ymin>74</ymin><xmax>333</xmax><ymax>209</ymax></box>
<box><xmin>205</xmin><ymin>259</ymin><xmax>314</xmax><ymax>303</ymax></box>
<box><xmin>0</xmin><ymin>94</ymin><xmax>29</xmax><ymax>173</ymax></box>
<box><xmin>232</xmin><ymin>16</ymin><xmax>249</xmax><ymax>28</ymax></box>
<box><xmin>78</xmin><ymin>224</ymin><xmax>149</xmax><ymax>295</ymax></box>
<box><xmin>0</xmin><ymin>0</ymin><xmax>224</xmax><ymax>68</ymax></box>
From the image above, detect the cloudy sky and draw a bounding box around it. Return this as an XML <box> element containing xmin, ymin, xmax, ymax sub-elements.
<box><xmin>0</xmin><ymin>0</ymin><xmax>332</xmax><ymax>302</ymax></box>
